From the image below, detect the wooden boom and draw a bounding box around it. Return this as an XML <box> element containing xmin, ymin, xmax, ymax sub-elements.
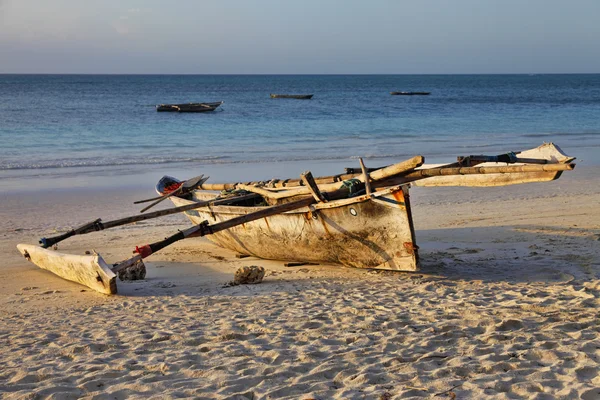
<box><xmin>197</xmin><ymin>156</ymin><xmax>425</xmax><ymax>191</ymax></box>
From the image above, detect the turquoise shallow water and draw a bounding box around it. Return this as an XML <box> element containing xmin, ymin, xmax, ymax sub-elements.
<box><xmin>0</xmin><ymin>74</ymin><xmax>599</xmax><ymax>187</ymax></box>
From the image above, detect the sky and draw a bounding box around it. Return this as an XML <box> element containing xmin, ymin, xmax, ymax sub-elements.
<box><xmin>0</xmin><ymin>0</ymin><xmax>599</xmax><ymax>74</ymax></box>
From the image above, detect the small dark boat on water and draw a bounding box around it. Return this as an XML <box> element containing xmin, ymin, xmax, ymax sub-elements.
<box><xmin>390</xmin><ymin>92</ymin><xmax>430</xmax><ymax>96</ymax></box>
<box><xmin>270</xmin><ymin>94</ymin><xmax>314</xmax><ymax>99</ymax></box>
<box><xmin>176</xmin><ymin>104</ymin><xmax>218</xmax><ymax>113</ymax></box>
<box><xmin>156</xmin><ymin>101</ymin><xmax>224</xmax><ymax>112</ymax></box>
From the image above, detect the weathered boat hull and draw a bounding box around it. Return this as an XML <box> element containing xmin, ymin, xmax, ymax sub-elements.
<box><xmin>170</xmin><ymin>185</ymin><xmax>419</xmax><ymax>271</ymax></box>
<box><xmin>176</xmin><ymin>104</ymin><xmax>218</xmax><ymax>113</ymax></box>
<box><xmin>156</xmin><ymin>101</ymin><xmax>223</xmax><ymax>112</ymax></box>
<box><xmin>16</xmin><ymin>244</ymin><xmax>117</xmax><ymax>295</ymax></box>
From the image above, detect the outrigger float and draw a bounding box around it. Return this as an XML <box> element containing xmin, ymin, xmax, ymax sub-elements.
<box><xmin>17</xmin><ymin>143</ymin><xmax>575</xmax><ymax>295</ymax></box>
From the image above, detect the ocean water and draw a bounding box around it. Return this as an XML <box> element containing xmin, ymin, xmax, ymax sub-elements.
<box><xmin>1</xmin><ymin>74</ymin><xmax>599</xmax><ymax>189</ymax></box>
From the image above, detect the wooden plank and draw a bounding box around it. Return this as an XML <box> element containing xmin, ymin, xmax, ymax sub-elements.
<box><xmin>359</xmin><ymin>158</ymin><xmax>372</xmax><ymax>196</ymax></box>
<box><xmin>236</xmin><ymin>184</ymin><xmax>295</xmax><ymax>200</ymax></box>
<box><xmin>16</xmin><ymin>244</ymin><xmax>117</xmax><ymax>295</ymax></box>
<box><xmin>367</xmin><ymin>156</ymin><xmax>424</xmax><ymax>181</ymax></box>
<box><xmin>300</xmin><ymin>171</ymin><xmax>327</xmax><ymax>202</ymax></box>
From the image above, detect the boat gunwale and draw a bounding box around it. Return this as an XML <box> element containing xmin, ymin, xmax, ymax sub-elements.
<box><xmin>177</xmin><ymin>184</ymin><xmax>407</xmax><ymax>215</ymax></box>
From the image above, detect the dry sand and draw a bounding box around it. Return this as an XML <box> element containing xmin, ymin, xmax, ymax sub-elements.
<box><xmin>1</xmin><ymin>167</ymin><xmax>600</xmax><ymax>399</ymax></box>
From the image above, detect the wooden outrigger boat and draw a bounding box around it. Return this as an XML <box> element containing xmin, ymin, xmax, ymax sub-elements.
<box><xmin>270</xmin><ymin>94</ymin><xmax>314</xmax><ymax>99</ymax></box>
<box><xmin>390</xmin><ymin>91</ymin><xmax>431</xmax><ymax>95</ymax></box>
<box><xmin>17</xmin><ymin>143</ymin><xmax>575</xmax><ymax>295</ymax></box>
<box><xmin>156</xmin><ymin>101</ymin><xmax>223</xmax><ymax>112</ymax></box>
<box><xmin>161</xmin><ymin>143</ymin><xmax>573</xmax><ymax>271</ymax></box>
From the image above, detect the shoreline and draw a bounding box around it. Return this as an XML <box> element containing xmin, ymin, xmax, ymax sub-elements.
<box><xmin>1</xmin><ymin>140</ymin><xmax>597</xmax><ymax>194</ymax></box>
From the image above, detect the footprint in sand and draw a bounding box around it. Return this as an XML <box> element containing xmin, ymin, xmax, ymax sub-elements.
<box><xmin>576</xmin><ymin>366</ymin><xmax>599</xmax><ymax>381</ymax></box>
<box><xmin>153</xmin><ymin>282</ymin><xmax>176</xmax><ymax>288</ymax></box>
<box><xmin>495</xmin><ymin>319</ymin><xmax>523</xmax><ymax>331</ymax></box>
<box><xmin>582</xmin><ymin>388</ymin><xmax>600</xmax><ymax>400</ymax></box>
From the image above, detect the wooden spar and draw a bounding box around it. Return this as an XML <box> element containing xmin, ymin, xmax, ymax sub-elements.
<box><xmin>39</xmin><ymin>193</ymin><xmax>260</xmax><ymax>248</ymax></box>
<box><xmin>457</xmin><ymin>155</ymin><xmax>549</xmax><ymax>165</ymax></box>
<box><xmin>412</xmin><ymin>163</ymin><xmax>575</xmax><ymax>177</ymax></box>
<box><xmin>359</xmin><ymin>158</ymin><xmax>372</xmax><ymax>197</ymax></box>
<box><xmin>197</xmin><ymin>155</ymin><xmax>425</xmax><ymax>191</ymax></box>
<box><xmin>300</xmin><ymin>171</ymin><xmax>327</xmax><ymax>202</ymax></box>
<box><xmin>374</xmin><ymin>163</ymin><xmax>576</xmax><ymax>189</ymax></box>
<box><xmin>367</xmin><ymin>156</ymin><xmax>423</xmax><ymax>181</ymax></box>
<box><xmin>236</xmin><ymin>184</ymin><xmax>292</xmax><ymax>200</ymax></box>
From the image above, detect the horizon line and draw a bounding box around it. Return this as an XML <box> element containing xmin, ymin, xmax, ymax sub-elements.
<box><xmin>1</xmin><ymin>72</ymin><xmax>600</xmax><ymax>76</ymax></box>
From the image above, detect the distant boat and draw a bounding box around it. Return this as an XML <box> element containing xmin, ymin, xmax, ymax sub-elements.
<box><xmin>176</xmin><ymin>104</ymin><xmax>218</xmax><ymax>113</ymax></box>
<box><xmin>156</xmin><ymin>101</ymin><xmax>224</xmax><ymax>112</ymax></box>
<box><xmin>390</xmin><ymin>92</ymin><xmax>430</xmax><ymax>96</ymax></box>
<box><xmin>270</xmin><ymin>94</ymin><xmax>314</xmax><ymax>99</ymax></box>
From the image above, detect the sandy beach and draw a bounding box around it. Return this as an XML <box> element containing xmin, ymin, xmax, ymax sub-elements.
<box><xmin>1</xmin><ymin>165</ymin><xmax>600</xmax><ymax>399</ymax></box>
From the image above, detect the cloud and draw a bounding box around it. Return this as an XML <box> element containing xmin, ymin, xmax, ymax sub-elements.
<box><xmin>113</xmin><ymin>7</ymin><xmax>151</xmax><ymax>36</ymax></box>
<box><xmin>113</xmin><ymin>19</ymin><xmax>129</xmax><ymax>35</ymax></box>
<box><xmin>128</xmin><ymin>8</ymin><xmax>152</xmax><ymax>14</ymax></box>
